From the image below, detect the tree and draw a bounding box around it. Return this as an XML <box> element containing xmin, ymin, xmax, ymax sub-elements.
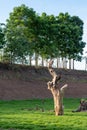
<box><xmin>0</xmin><ymin>23</ymin><xmax>5</xmax><ymax>49</ymax></box>
<box><xmin>31</xmin><ymin>13</ymin><xmax>58</xmax><ymax>66</ymax></box>
<box><xmin>5</xmin><ymin>4</ymin><xmax>37</xmax><ymax>63</ymax></box>
<box><xmin>38</xmin><ymin>12</ymin><xmax>86</xmax><ymax>69</ymax></box>
<box><xmin>5</xmin><ymin>6</ymin><xmax>86</xmax><ymax>67</ymax></box>
<box><xmin>34</xmin><ymin>13</ymin><xmax>56</xmax><ymax>59</ymax></box>
<box><xmin>47</xmin><ymin>60</ymin><xmax>68</xmax><ymax>116</ymax></box>
<box><xmin>55</xmin><ymin>13</ymin><xmax>86</xmax><ymax>69</ymax></box>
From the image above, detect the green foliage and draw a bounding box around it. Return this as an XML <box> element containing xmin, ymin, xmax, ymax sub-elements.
<box><xmin>0</xmin><ymin>98</ymin><xmax>87</xmax><ymax>130</ymax></box>
<box><xmin>0</xmin><ymin>24</ymin><xmax>5</xmax><ymax>49</ymax></box>
<box><xmin>5</xmin><ymin>4</ymin><xmax>36</xmax><ymax>63</ymax></box>
<box><xmin>55</xmin><ymin>13</ymin><xmax>86</xmax><ymax>60</ymax></box>
<box><xmin>4</xmin><ymin>5</ymin><xmax>86</xmax><ymax>63</ymax></box>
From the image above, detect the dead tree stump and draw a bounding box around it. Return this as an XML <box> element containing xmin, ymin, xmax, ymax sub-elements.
<box><xmin>72</xmin><ymin>99</ymin><xmax>87</xmax><ymax>112</ymax></box>
<box><xmin>47</xmin><ymin>60</ymin><xmax>68</xmax><ymax>116</ymax></box>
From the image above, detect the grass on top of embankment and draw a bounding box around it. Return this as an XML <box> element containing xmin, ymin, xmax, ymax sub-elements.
<box><xmin>0</xmin><ymin>98</ymin><xmax>87</xmax><ymax>130</ymax></box>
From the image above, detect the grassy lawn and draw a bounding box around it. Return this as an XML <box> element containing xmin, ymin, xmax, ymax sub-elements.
<box><xmin>0</xmin><ymin>98</ymin><xmax>87</xmax><ymax>130</ymax></box>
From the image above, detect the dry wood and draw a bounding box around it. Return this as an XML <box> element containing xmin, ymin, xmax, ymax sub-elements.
<box><xmin>72</xmin><ymin>99</ymin><xmax>87</xmax><ymax>112</ymax></box>
<box><xmin>47</xmin><ymin>60</ymin><xmax>68</xmax><ymax>116</ymax></box>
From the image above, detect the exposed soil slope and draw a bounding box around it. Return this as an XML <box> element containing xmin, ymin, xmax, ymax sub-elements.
<box><xmin>0</xmin><ymin>63</ymin><xmax>87</xmax><ymax>100</ymax></box>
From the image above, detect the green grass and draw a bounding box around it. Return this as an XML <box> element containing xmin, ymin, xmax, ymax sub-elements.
<box><xmin>0</xmin><ymin>98</ymin><xmax>87</xmax><ymax>130</ymax></box>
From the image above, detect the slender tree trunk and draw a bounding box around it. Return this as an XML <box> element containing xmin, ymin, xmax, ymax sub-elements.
<box><xmin>41</xmin><ymin>56</ymin><xmax>44</xmax><ymax>67</ymax></box>
<box><xmin>62</xmin><ymin>58</ymin><xmax>65</xmax><ymax>68</ymax></box>
<box><xmin>57</xmin><ymin>57</ymin><xmax>60</xmax><ymax>68</ymax></box>
<box><xmin>72</xmin><ymin>59</ymin><xmax>74</xmax><ymax>70</ymax></box>
<box><xmin>47</xmin><ymin>60</ymin><xmax>68</xmax><ymax>116</ymax></box>
<box><xmin>62</xmin><ymin>58</ymin><xmax>66</xmax><ymax>69</ymax></box>
<box><xmin>69</xmin><ymin>59</ymin><xmax>71</xmax><ymax>69</ymax></box>
<box><xmin>57</xmin><ymin>57</ymin><xmax>59</xmax><ymax>68</ymax></box>
<box><xmin>29</xmin><ymin>55</ymin><xmax>32</xmax><ymax>66</ymax></box>
<box><xmin>35</xmin><ymin>53</ymin><xmax>38</xmax><ymax>67</ymax></box>
<box><xmin>64</xmin><ymin>58</ymin><xmax>67</xmax><ymax>69</ymax></box>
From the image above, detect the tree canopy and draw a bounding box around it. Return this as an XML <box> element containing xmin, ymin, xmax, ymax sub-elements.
<box><xmin>3</xmin><ymin>4</ymin><xmax>86</xmax><ymax>66</ymax></box>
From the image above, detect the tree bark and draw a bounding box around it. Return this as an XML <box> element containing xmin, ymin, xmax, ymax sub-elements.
<box><xmin>41</xmin><ymin>56</ymin><xmax>44</xmax><ymax>66</ymax></box>
<box><xmin>29</xmin><ymin>55</ymin><xmax>32</xmax><ymax>66</ymax></box>
<box><xmin>69</xmin><ymin>59</ymin><xmax>71</xmax><ymax>69</ymax></box>
<box><xmin>72</xmin><ymin>59</ymin><xmax>74</xmax><ymax>70</ymax></box>
<box><xmin>72</xmin><ymin>99</ymin><xmax>87</xmax><ymax>112</ymax></box>
<box><xmin>47</xmin><ymin>60</ymin><xmax>68</xmax><ymax>116</ymax></box>
<box><xmin>35</xmin><ymin>53</ymin><xmax>38</xmax><ymax>67</ymax></box>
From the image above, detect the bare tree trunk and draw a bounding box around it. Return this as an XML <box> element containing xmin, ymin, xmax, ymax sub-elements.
<box><xmin>63</xmin><ymin>58</ymin><xmax>67</xmax><ymax>69</ymax></box>
<box><xmin>72</xmin><ymin>59</ymin><xmax>74</xmax><ymax>70</ymax></box>
<box><xmin>29</xmin><ymin>55</ymin><xmax>32</xmax><ymax>66</ymax></box>
<box><xmin>57</xmin><ymin>57</ymin><xmax>59</xmax><ymax>68</ymax></box>
<box><xmin>47</xmin><ymin>60</ymin><xmax>68</xmax><ymax>116</ymax></box>
<box><xmin>69</xmin><ymin>59</ymin><xmax>71</xmax><ymax>69</ymax></box>
<box><xmin>57</xmin><ymin>57</ymin><xmax>61</xmax><ymax>68</ymax></box>
<box><xmin>41</xmin><ymin>56</ymin><xmax>44</xmax><ymax>67</ymax></box>
<box><xmin>35</xmin><ymin>53</ymin><xmax>38</xmax><ymax>67</ymax></box>
<box><xmin>65</xmin><ymin>58</ymin><xmax>68</xmax><ymax>69</ymax></box>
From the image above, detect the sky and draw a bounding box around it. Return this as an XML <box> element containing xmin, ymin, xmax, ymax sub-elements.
<box><xmin>0</xmin><ymin>0</ymin><xmax>87</xmax><ymax>70</ymax></box>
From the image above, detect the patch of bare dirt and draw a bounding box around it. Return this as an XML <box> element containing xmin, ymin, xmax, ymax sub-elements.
<box><xmin>0</xmin><ymin>63</ymin><xmax>87</xmax><ymax>100</ymax></box>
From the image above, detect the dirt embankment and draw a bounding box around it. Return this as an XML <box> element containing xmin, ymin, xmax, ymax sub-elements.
<box><xmin>0</xmin><ymin>63</ymin><xmax>87</xmax><ymax>100</ymax></box>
